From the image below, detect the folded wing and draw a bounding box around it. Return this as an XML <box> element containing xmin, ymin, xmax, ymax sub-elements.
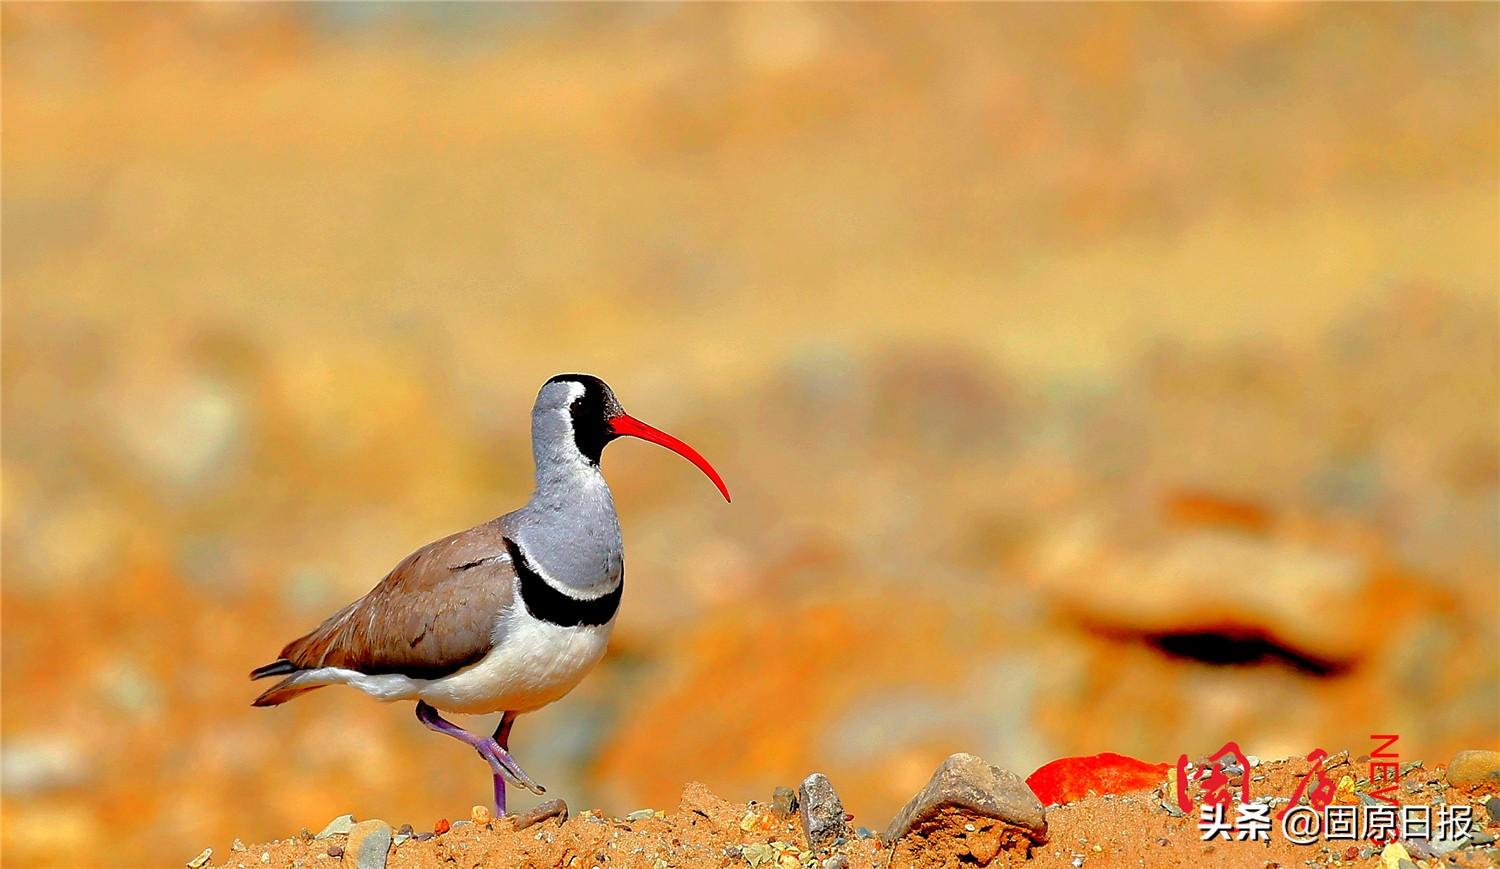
<box><xmin>251</xmin><ymin>520</ymin><xmax>516</xmax><ymax>705</ymax></box>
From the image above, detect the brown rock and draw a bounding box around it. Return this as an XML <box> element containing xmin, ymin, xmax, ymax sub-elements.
<box><xmin>885</xmin><ymin>753</ymin><xmax>1047</xmax><ymax>867</ymax></box>
<box><xmin>771</xmin><ymin>786</ymin><xmax>798</xmax><ymax>819</ymax></box>
<box><xmin>677</xmin><ymin>781</ymin><xmax>739</xmax><ymax>827</ymax></box>
<box><xmin>513</xmin><ymin>798</ymin><xmax>569</xmax><ymax>831</ymax></box>
<box><xmin>1446</xmin><ymin>749</ymin><xmax>1500</xmax><ymax>789</ymax></box>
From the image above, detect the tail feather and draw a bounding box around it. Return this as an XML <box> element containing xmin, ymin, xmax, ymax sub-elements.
<box><xmin>250</xmin><ymin>659</ymin><xmax>324</xmax><ymax>707</ymax></box>
<box><xmin>252</xmin><ymin>673</ymin><xmax>324</xmax><ymax>707</ymax></box>
<box><xmin>249</xmin><ymin>659</ymin><xmax>298</xmax><ymax>681</ymax></box>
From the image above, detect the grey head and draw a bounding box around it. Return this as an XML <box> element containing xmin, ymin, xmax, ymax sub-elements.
<box><xmin>528</xmin><ymin>373</ymin><xmax>730</xmax><ymax>502</ymax></box>
<box><xmin>531</xmin><ymin>374</ymin><xmax>625</xmax><ymax>472</ymax></box>
<box><xmin>512</xmin><ymin>373</ymin><xmax>729</xmax><ymax>595</ymax></box>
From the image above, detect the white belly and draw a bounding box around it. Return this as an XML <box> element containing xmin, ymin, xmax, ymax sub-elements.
<box><xmin>420</xmin><ymin>610</ymin><xmax>614</xmax><ymax>714</ymax></box>
<box><xmin>295</xmin><ymin>607</ymin><xmax>614</xmax><ymax>715</ymax></box>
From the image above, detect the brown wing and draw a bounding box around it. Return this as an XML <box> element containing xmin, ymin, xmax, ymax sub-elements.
<box><xmin>275</xmin><ymin>520</ymin><xmax>516</xmax><ymax>680</ymax></box>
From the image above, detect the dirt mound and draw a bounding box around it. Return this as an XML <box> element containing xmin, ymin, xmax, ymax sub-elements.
<box><xmin>204</xmin><ymin>754</ymin><xmax>1499</xmax><ymax>869</ymax></box>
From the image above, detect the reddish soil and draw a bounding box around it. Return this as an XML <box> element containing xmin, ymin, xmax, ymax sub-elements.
<box><xmin>211</xmin><ymin>755</ymin><xmax>1498</xmax><ymax>869</ymax></box>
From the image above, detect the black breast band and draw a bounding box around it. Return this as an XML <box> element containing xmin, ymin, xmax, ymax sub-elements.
<box><xmin>504</xmin><ymin>537</ymin><xmax>622</xmax><ymax>627</ymax></box>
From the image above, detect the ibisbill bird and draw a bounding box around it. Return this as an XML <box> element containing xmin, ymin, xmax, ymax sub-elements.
<box><xmin>250</xmin><ymin>374</ymin><xmax>729</xmax><ymax>816</ymax></box>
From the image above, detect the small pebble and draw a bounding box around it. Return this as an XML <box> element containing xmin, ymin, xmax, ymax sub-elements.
<box><xmin>315</xmin><ymin>814</ymin><xmax>356</xmax><ymax>839</ymax></box>
<box><xmin>230</xmin><ymin>839</ymin><xmax>246</xmax><ymax>852</ymax></box>
<box><xmin>326</xmin><ymin>846</ymin><xmax>344</xmax><ymax>859</ymax></box>
<box><xmin>434</xmin><ymin>819</ymin><xmax>450</xmax><ymax>835</ymax></box>
<box><xmin>1487</xmin><ymin>797</ymin><xmax>1500</xmax><ymax>822</ymax></box>
<box><xmin>471</xmin><ymin>805</ymin><xmax>491</xmax><ymax>825</ymax></box>
<box><xmin>186</xmin><ymin>848</ymin><xmax>212</xmax><ymax>869</ymax></box>
<box><xmin>1379</xmin><ymin>842</ymin><xmax>1411</xmax><ymax>869</ymax></box>
<box><xmin>414</xmin><ymin>832</ymin><xmax>434</xmax><ymax>842</ymax></box>
<box><xmin>626</xmin><ymin>808</ymin><xmax>655</xmax><ymax>821</ymax></box>
<box><xmin>451</xmin><ymin>819</ymin><xmax>471</xmax><ymax>830</ymax></box>
<box><xmin>260</xmin><ymin>853</ymin><xmax>269</xmax><ymax>864</ymax></box>
<box><xmin>771</xmin><ymin>786</ymin><xmax>798</xmax><ymax>817</ymax></box>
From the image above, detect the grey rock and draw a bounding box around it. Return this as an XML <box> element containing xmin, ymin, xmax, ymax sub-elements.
<box><xmin>314</xmin><ymin>814</ymin><xmax>356</xmax><ymax>839</ymax></box>
<box><xmin>884</xmin><ymin>753</ymin><xmax>1047</xmax><ymax>846</ymax></box>
<box><xmin>1468</xmin><ymin>831</ymin><xmax>1497</xmax><ymax>846</ymax></box>
<box><xmin>772</xmin><ymin>786</ymin><xmax>798</xmax><ymax>818</ymax></box>
<box><xmin>798</xmin><ymin>773</ymin><xmax>848</xmax><ymax>849</ymax></box>
<box><xmin>1408</xmin><ymin>837</ymin><xmax>1464</xmax><ymax>857</ymax></box>
<box><xmin>345</xmin><ymin>819</ymin><xmax>392</xmax><ymax>869</ymax></box>
<box><xmin>822</xmin><ymin>856</ymin><xmax>849</xmax><ymax>869</ymax></box>
<box><xmin>1486</xmin><ymin>797</ymin><xmax>1500</xmax><ymax>823</ymax></box>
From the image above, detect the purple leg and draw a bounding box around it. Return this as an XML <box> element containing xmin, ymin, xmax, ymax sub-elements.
<box><xmin>491</xmin><ymin>712</ymin><xmax>519</xmax><ymax>815</ymax></box>
<box><xmin>415</xmin><ymin>702</ymin><xmax>543</xmax><ymax>816</ymax></box>
<box><xmin>495</xmin><ymin>711</ymin><xmax>516</xmax><ymax>750</ymax></box>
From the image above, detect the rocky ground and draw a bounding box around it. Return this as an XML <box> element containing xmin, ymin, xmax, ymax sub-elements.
<box><xmin>197</xmin><ymin>749</ymin><xmax>1500</xmax><ymax>869</ymax></box>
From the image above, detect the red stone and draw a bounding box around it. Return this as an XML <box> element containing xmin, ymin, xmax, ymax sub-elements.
<box><xmin>1026</xmin><ymin>752</ymin><xmax>1171</xmax><ymax>805</ymax></box>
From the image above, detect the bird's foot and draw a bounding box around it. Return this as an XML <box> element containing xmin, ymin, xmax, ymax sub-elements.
<box><xmin>512</xmin><ymin>798</ymin><xmax>569</xmax><ymax>831</ymax></box>
<box><xmin>478</xmin><ymin>739</ymin><xmax>546</xmax><ymax>795</ymax></box>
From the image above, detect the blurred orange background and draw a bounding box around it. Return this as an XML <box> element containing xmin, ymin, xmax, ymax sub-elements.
<box><xmin>2</xmin><ymin>4</ymin><xmax>1497</xmax><ymax>867</ymax></box>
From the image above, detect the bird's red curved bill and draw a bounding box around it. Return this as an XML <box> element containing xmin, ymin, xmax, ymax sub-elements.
<box><xmin>608</xmin><ymin>414</ymin><xmax>731</xmax><ymax>502</ymax></box>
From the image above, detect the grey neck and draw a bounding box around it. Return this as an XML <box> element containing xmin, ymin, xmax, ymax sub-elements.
<box><xmin>505</xmin><ymin>433</ymin><xmax>624</xmax><ymax>598</ymax></box>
